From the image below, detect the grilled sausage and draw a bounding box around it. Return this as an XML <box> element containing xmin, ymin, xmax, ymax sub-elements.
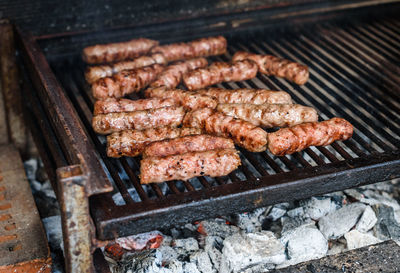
<box><xmin>183</xmin><ymin>108</ymin><xmax>268</xmax><ymax>152</ymax></box>
<box><xmin>85</xmin><ymin>53</ymin><xmax>167</xmax><ymax>83</ymax></box>
<box><xmin>107</xmin><ymin>126</ymin><xmax>202</xmax><ymax>157</ymax></box>
<box><xmin>92</xmin><ymin>106</ymin><xmax>186</xmax><ymax>134</ymax></box>
<box><xmin>150</xmin><ymin>58</ymin><xmax>208</xmax><ymax>89</ymax></box>
<box><xmin>267</xmin><ymin>117</ymin><xmax>353</xmax><ymax>155</ymax></box>
<box><xmin>92</xmin><ymin>64</ymin><xmax>164</xmax><ymax>99</ymax></box>
<box><xmin>83</xmin><ymin>38</ymin><xmax>159</xmax><ymax>64</ymax></box>
<box><xmin>93</xmin><ymin>97</ymin><xmax>177</xmax><ymax>115</ymax></box>
<box><xmin>145</xmin><ymin>87</ymin><xmax>217</xmax><ymax>110</ymax></box>
<box><xmin>150</xmin><ymin>36</ymin><xmax>227</xmax><ymax>62</ymax></box>
<box><xmin>183</xmin><ymin>60</ymin><xmax>258</xmax><ymax>90</ymax></box>
<box><xmin>233</xmin><ymin>51</ymin><xmax>309</xmax><ymax>85</ymax></box>
<box><xmin>217</xmin><ymin>103</ymin><xmax>318</xmax><ymax>128</ymax></box>
<box><xmin>196</xmin><ymin>88</ymin><xmax>292</xmax><ymax>104</ymax></box>
<box><xmin>140</xmin><ymin>148</ymin><xmax>240</xmax><ymax>184</ymax></box>
<box><xmin>143</xmin><ymin>134</ymin><xmax>235</xmax><ymax>158</ymax></box>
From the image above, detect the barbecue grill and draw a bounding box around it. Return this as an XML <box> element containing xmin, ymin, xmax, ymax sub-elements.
<box><xmin>13</xmin><ymin>1</ymin><xmax>400</xmax><ymax>271</ymax></box>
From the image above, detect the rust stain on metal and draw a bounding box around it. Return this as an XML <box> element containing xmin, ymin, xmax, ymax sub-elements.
<box><xmin>58</xmin><ymin>164</ymin><xmax>94</xmax><ymax>272</ymax></box>
<box><xmin>0</xmin><ymin>21</ymin><xmax>35</xmax><ymax>158</ymax></box>
<box><xmin>0</xmin><ymin>145</ymin><xmax>51</xmax><ymax>271</ymax></box>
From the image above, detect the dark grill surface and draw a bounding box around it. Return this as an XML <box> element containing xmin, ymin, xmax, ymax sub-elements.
<box><xmin>31</xmin><ymin>14</ymin><xmax>400</xmax><ymax>240</ymax></box>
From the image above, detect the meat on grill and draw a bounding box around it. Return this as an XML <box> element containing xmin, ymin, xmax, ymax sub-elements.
<box><xmin>183</xmin><ymin>108</ymin><xmax>268</xmax><ymax>152</ymax></box>
<box><xmin>183</xmin><ymin>60</ymin><xmax>258</xmax><ymax>90</ymax></box>
<box><xmin>233</xmin><ymin>51</ymin><xmax>309</xmax><ymax>85</ymax></box>
<box><xmin>93</xmin><ymin>97</ymin><xmax>177</xmax><ymax>115</ymax></box>
<box><xmin>145</xmin><ymin>87</ymin><xmax>217</xmax><ymax>110</ymax></box>
<box><xmin>107</xmin><ymin>126</ymin><xmax>202</xmax><ymax>157</ymax></box>
<box><xmin>92</xmin><ymin>106</ymin><xmax>186</xmax><ymax>134</ymax></box>
<box><xmin>150</xmin><ymin>36</ymin><xmax>227</xmax><ymax>62</ymax></box>
<box><xmin>196</xmin><ymin>88</ymin><xmax>292</xmax><ymax>104</ymax></box>
<box><xmin>83</xmin><ymin>38</ymin><xmax>159</xmax><ymax>64</ymax></box>
<box><xmin>143</xmin><ymin>134</ymin><xmax>235</xmax><ymax>158</ymax></box>
<box><xmin>267</xmin><ymin>117</ymin><xmax>353</xmax><ymax>155</ymax></box>
<box><xmin>150</xmin><ymin>58</ymin><xmax>208</xmax><ymax>89</ymax></box>
<box><xmin>217</xmin><ymin>103</ymin><xmax>318</xmax><ymax>128</ymax></box>
<box><xmin>85</xmin><ymin>53</ymin><xmax>167</xmax><ymax>83</ymax></box>
<box><xmin>92</xmin><ymin>64</ymin><xmax>164</xmax><ymax>99</ymax></box>
<box><xmin>140</xmin><ymin>148</ymin><xmax>240</xmax><ymax>184</ymax></box>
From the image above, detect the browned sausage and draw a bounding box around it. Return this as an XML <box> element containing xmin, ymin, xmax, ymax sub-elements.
<box><xmin>267</xmin><ymin>117</ymin><xmax>353</xmax><ymax>155</ymax></box>
<box><xmin>92</xmin><ymin>64</ymin><xmax>164</xmax><ymax>99</ymax></box>
<box><xmin>92</xmin><ymin>106</ymin><xmax>186</xmax><ymax>134</ymax></box>
<box><xmin>183</xmin><ymin>108</ymin><xmax>268</xmax><ymax>152</ymax></box>
<box><xmin>150</xmin><ymin>58</ymin><xmax>208</xmax><ymax>88</ymax></box>
<box><xmin>217</xmin><ymin>103</ymin><xmax>318</xmax><ymax>128</ymax></box>
<box><xmin>93</xmin><ymin>97</ymin><xmax>177</xmax><ymax>115</ymax></box>
<box><xmin>196</xmin><ymin>88</ymin><xmax>292</xmax><ymax>104</ymax></box>
<box><xmin>85</xmin><ymin>53</ymin><xmax>167</xmax><ymax>83</ymax></box>
<box><xmin>145</xmin><ymin>87</ymin><xmax>217</xmax><ymax>110</ymax></box>
<box><xmin>106</xmin><ymin>126</ymin><xmax>202</xmax><ymax>157</ymax></box>
<box><xmin>233</xmin><ymin>51</ymin><xmax>309</xmax><ymax>85</ymax></box>
<box><xmin>140</xmin><ymin>148</ymin><xmax>240</xmax><ymax>184</ymax></box>
<box><xmin>82</xmin><ymin>38</ymin><xmax>159</xmax><ymax>64</ymax></box>
<box><xmin>143</xmin><ymin>134</ymin><xmax>235</xmax><ymax>158</ymax></box>
<box><xmin>183</xmin><ymin>60</ymin><xmax>258</xmax><ymax>90</ymax></box>
<box><xmin>150</xmin><ymin>36</ymin><xmax>227</xmax><ymax>62</ymax></box>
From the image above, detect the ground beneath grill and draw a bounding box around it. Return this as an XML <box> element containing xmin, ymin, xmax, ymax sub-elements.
<box><xmin>24</xmin><ymin>158</ymin><xmax>400</xmax><ymax>272</ymax></box>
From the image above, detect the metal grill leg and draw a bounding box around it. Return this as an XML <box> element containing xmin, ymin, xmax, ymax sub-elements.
<box><xmin>57</xmin><ymin>165</ymin><xmax>94</xmax><ymax>273</ymax></box>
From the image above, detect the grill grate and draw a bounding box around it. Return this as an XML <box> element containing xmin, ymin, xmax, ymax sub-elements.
<box><xmin>30</xmin><ymin>15</ymin><xmax>400</xmax><ymax>240</ymax></box>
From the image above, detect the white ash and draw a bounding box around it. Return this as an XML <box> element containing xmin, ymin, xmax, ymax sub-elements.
<box><xmin>23</xmin><ymin>158</ymin><xmax>400</xmax><ymax>272</ymax></box>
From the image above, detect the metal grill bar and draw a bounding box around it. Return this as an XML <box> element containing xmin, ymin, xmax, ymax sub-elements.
<box><xmin>23</xmin><ymin>14</ymin><xmax>400</xmax><ymax>240</ymax></box>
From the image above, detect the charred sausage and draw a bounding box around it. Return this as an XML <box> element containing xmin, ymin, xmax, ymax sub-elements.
<box><xmin>92</xmin><ymin>106</ymin><xmax>186</xmax><ymax>134</ymax></box>
<box><xmin>183</xmin><ymin>60</ymin><xmax>258</xmax><ymax>90</ymax></box>
<box><xmin>233</xmin><ymin>51</ymin><xmax>309</xmax><ymax>85</ymax></box>
<box><xmin>143</xmin><ymin>134</ymin><xmax>235</xmax><ymax>158</ymax></box>
<box><xmin>145</xmin><ymin>87</ymin><xmax>217</xmax><ymax>110</ymax></box>
<box><xmin>150</xmin><ymin>36</ymin><xmax>227</xmax><ymax>62</ymax></box>
<box><xmin>83</xmin><ymin>38</ymin><xmax>158</xmax><ymax>64</ymax></box>
<box><xmin>93</xmin><ymin>97</ymin><xmax>177</xmax><ymax>115</ymax></box>
<box><xmin>217</xmin><ymin>103</ymin><xmax>318</xmax><ymax>128</ymax></box>
<box><xmin>267</xmin><ymin>117</ymin><xmax>353</xmax><ymax>155</ymax></box>
<box><xmin>140</xmin><ymin>148</ymin><xmax>240</xmax><ymax>184</ymax></box>
<box><xmin>85</xmin><ymin>53</ymin><xmax>166</xmax><ymax>83</ymax></box>
<box><xmin>106</xmin><ymin>126</ymin><xmax>202</xmax><ymax>157</ymax></box>
<box><xmin>183</xmin><ymin>108</ymin><xmax>268</xmax><ymax>152</ymax></box>
<box><xmin>92</xmin><ymin>64</ymin><xmax>164</xmax><ymax>99</ymax></box>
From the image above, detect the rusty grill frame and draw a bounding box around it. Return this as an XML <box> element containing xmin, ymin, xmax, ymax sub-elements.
<box><xmin>13</xmin><ymin>1</ymin><xmax>400</xmax><ymax>271</ymax></box>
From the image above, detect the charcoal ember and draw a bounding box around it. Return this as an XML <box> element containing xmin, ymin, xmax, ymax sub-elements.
<box><xmin>204</xmin><ymin>236</ymin><xmax>223</xmax><ymax>269</ymax></box>
<box><xmin>196</xmin><ymin>218</ymin><xmax>239</xmax><ymax>239</ymax></box>
<box><xmin>111</xmin><ymin>249</ymin><xmax>165</xmax><ymax>273</ymax></box>
<box><xmin>24</xmin><ymin>158</ymin><xmax>38</xmax><ymax>181</ymax></box>
<box><xmin>105</xmin><ymin>243</ymin><xmax>126</xmax><ymax>261</ymax></box>
<box><xmin>346</xmin><ymin>188</ymin><xmax>400</xmax><ymax>210</ymax></box>
<box><xmin>220</xmin><ymin>231</ymin><xmax>286</xmax><ymax>273</ymax></box>
<box><xmin>300</xmin><ymin>196</ymin><xmax>341</xmax><ymax>220</ymax></box>
<box><xmin>115</xmin><ymin>231</ymin><xmax>164</xmax><ymax>251</ymax></box>
<box><xmin>279</xmin><ymin>224</ymin><xmax>328</xmax><ymax>267</ymax></box>
<box><xmin>356</xmin><ymin>206</ymin><xmax>378</xmax><ymax>233</ymax></box>
<box><xmin>165</xmin><ymin>260</ymin><xmax>184</xmax><ymax>273</ymax></box>
<box><xmin>280</xmin><ymin>214</ymin><xmax>313</xmax><ymax>235</ymax></box>
<box><xmin>344</xmin><ymin>230</ymin><xmax>381</xmax><ymax>250</ymax></box>
<box><xmin>360</xmin><ymin>181</ymin><xmax>396</xmax><ymax>193</ymax></box>
<box><xmin>233</xmin><ymin>207</ymin><xmax>270</xmax><ymax>233</ymax></box>
<box><xmin>190</xmin><ymin>250</ymin><xmax>216</xmax><ymax>273</ymax></box>
<box><xmin>113</xmin><ymin>188</ymin><xmax>141</xmax><ymax>205</ymax></box>
<box><xmin>42</xmin><ymin>215</ymin><xmax>64</xmax><ymax>272</ymax></box>
<box><xmin>318</xmin><ymin>203</ymin><xmax>366</xmax><ymax>240</ymax></box>
<box><xmin>373</xmin><ymin>204</ymin><xmax>400</xmax><ymax>242</ymax></box>
<box><xmin>266</xmin><ymin>203</ymin><xmax>290</xmax><ymax>221</ymax></box>
<box><xmin>172</xmin><ymin>237</ymin><xmax>200</xmax><ymax>259</ymax></box>
<box><xmin>183</xmin><ymin>262</ymin><xmax>201</xmax><ymax>273</ymax></box>
<box><xmin>158</xmin><ymin>246</ymin><xmax>178</xmax><ymax>265</ymax></box>
<box><xmin>327</xmin><ymin>240</ymin><xmax>347</xmax><ymax>256</ymax></box>
<box><xmin>35</xmin><ymin>160</ymin><xmax>49</xmax><ymax>182</ymax></box>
